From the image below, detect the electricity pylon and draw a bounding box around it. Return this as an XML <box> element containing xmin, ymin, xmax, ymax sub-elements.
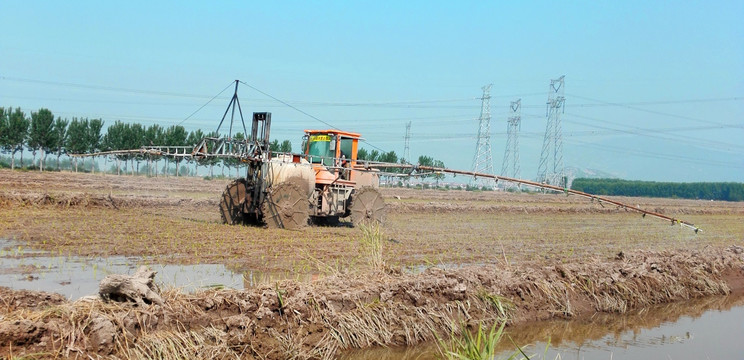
<box><xmin>471</xmin><ymin>84</ymin><xmax>494</xmax><ymax>188</ymax></box>
<box><xmin>537</xmin><ymin>76</ymin><xmax>566</xmax><ymax>187</ymax></box>
<box><xmin>500</xmin><ymin>99</ymin><xmax>521</xmax><ymax>190</ymax></box>
<box><xmin>403</xmin><ymin>121</ymin><xmax>411</xmax><ymax>163</ymax></box>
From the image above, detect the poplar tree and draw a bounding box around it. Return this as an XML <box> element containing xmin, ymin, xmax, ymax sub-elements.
<box><xmin>53</xmin><ymin>117</ymin><xmax>69</xmax><ymax>170</ymax></box>
<box><xmin>87</xmin><ymin>119</ymin><xmax>103</xmax><ymax>173</ymax></box>
<box><xmin>6</xmin><ymin>108</ymin><xmax>30</xmax><ymax>169</ymax></box>
<box><xmin>29</xmin><ymin>108</ymin><xmax>55</xmax><ymax>171</ymax></box>
<box><xmin>66</xmin><ymin>118</ymin><xmax>89</xmax><ymax>172</ymax></box>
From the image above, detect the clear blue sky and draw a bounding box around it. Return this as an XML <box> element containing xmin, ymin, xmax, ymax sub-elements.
<box><xmin>1</xmin><ymin>1</ymin><xmax>742</xmax><ymax>181</ymax></box>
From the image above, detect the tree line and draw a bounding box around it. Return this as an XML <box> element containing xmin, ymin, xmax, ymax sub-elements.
<box><xmin>571</xmin><ymin>178</ymin><xmax>744</xmax><ymax>202</ymax></box>
<box><xmin>1</xmin><ymin>106</ymin><xmax>447</xmax><ymax>181</ymax></box>
<box><xmin>0</xmin><ymin>107</ymin><xmax>103</xmax><ymax>171</ymax></box>
<box><xmin>0</xmin><ymin>106</ymin><xmax>293</xmax><ymax>176</ymax></box>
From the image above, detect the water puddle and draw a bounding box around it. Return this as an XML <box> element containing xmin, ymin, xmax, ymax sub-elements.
<box><xmin>0</xmin><ymin>239</ymin><xmax>309</xmax><ymax>299</ymax></box>
<box><xmin>342</xmin><ymin>292</ymin><xmax>744</xmax><ymax>359</ymax></box>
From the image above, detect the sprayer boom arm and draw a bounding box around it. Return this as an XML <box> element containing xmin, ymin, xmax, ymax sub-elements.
<box><xmin>365</xmin><ymin>162</ymin><xmax>701</xmax><ymax>233</ymax></box>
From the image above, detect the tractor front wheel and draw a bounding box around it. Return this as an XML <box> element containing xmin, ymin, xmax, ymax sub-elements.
<box><xmin>262</xmin><ymin>182</ymin><xmax>310</xmax><ymax>230</ymax></box>
<box><xmin>349</xmin><ymin>186</ymin><xmax>386</xmax><ymax>226</ymax></box>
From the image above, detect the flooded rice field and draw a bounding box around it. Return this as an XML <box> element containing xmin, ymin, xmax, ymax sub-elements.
<box><xmin>0</xmin><ymin>240</ymin><xmax>470</xmax><ymax>301</ymax></box>
<box><xmin>0</xmin><ymin>239</ymin><xmax>311</xmax><ymax>299</ymax></box>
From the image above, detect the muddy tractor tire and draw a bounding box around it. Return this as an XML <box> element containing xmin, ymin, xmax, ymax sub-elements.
<box><xmin>219</xmin><ymin>178</ymin><xmax>249</xmax><ymax>225</ymax></box>
<box><xmin>349</xmin><ymin>186</ymin><xmax>386</xmax><ymax>226</ymax></box>
<box><xmin>262</xmin><ymin>181</ymin><xmax>310</xmax><ymax>230</ymax></box>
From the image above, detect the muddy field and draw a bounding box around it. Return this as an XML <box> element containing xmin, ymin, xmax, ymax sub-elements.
<box><xmin>1</xmin><ymin>170</ymin><xmax>741</xmax><ymax>273</ymax></box>
<box><xmin>1</xmin><ymin>169</ymin><xmax>743</xmax><ymax>358</ymax></box>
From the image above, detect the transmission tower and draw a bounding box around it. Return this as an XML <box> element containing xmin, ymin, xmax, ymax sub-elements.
<box><xmin>536</xmin><ymin>75</ymin><xmax>566</xmax><ymax>187</ymax></box>
<box><xmin>471</xmin><ymin>84</ymin><xmax>494</xmax><ymax>187</ymax></box>
<box><xmin>500</xmin><ymin>99</ymin><xmax>521</xmax><ymax>190</ymax></box>
<box><xmin>403</xmin><ymin>121</ymin><xmax>411</xmax><ymax>163</ymax></box>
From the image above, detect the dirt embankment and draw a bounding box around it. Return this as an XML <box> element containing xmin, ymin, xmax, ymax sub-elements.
<box><xmin>0</xmin><ymin>288</ymin><xmax>67</xmax><ymax>313</ymax></box>
<box><xmin>0</xmin><ymin>169</ymin><xmax>228</xmax><ymax>195</ymax></box>
<box><xmin>2</xmin><ymin>247</ymin><xmax>743</xmax><ymax>359</ymax></box>
<box><xmin>0</xmin><ymin>190</ymin><xmax>218</xmax><ymax>209</ymax></box>
<box><xmin>0</xmin><ymin>168</ymin><xmax>227</xmax><ymax>210</ymax></box>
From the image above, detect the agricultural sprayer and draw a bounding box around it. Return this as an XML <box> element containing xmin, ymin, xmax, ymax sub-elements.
<box><xmin>70</xmin><ymin>81</ymin><xmax>701</xmax><ymax>232</ymax></box>
<box><xmin>199</xmin><ymin>113</ymin><xmax>386</xmax><ymax>229</ymax></box>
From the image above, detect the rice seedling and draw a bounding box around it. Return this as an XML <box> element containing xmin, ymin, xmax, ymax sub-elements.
<box><xmin>357</xmin><ymin>222</ymin><xmax>385</xmax><ymax>271</ymax></box>
<box><xmin>275</xmin><ymin>283</ymin><xmax>286</xmax><ymax>315</ymax></box>
<box><xmin>437</xmin><ymin>321</ymin><xmax>516</xmax><ymax>360</ymax></box>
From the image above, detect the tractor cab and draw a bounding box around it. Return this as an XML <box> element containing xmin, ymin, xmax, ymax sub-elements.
<box><xmin>301</xmin><ymin>130</ymin><xmax>378</xmax><ymax>188</ymax></box>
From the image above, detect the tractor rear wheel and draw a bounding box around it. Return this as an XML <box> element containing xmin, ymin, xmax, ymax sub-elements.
<box><xmin>349</xmin><ymin>186</ymin><xmax>386</xmax><ymax>226</ymax></box>
<box><xmin>220</xmin><ymin>178</ymin><xmax>248</xmax><ymax>225</ymax></box>
<box><xmin>262</xmin><ymin>182</ymin><xmax>310</xmax><ymax>230</ymax></box>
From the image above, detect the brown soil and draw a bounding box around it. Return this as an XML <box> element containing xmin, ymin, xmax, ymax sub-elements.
<box><xmin>1</xmin><ymin>169</ymin><xmax>743</xmax><ymax>358</ymax></box>
<box><xmin>0</xmin><ymin>287</ymin><xmax>67</xmax><ymax>314</ymax></box>
<box><xmin>1</xmin><ymin>247</ymin><xmax>743</xmax><ymax>359</ymax></box>
<box><xmin>1</xmin><ymin>169</ymin><xmax>742</xmax><ymax>271</ymax></box>
<box><xmin>2</xmin><ymin>170</ymin><xmax>740</xmax><ymax>216</ymax></box>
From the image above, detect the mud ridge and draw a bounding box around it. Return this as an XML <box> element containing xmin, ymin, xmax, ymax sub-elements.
<box><xmin>0</xmin><ymin>191</ymin><xmax>217</xmax><ymax>209</ymax></box>
<box><xmin>1</xmin><ymin>247</ymin><xmax>743</xmax><ymax>359</ymax></box>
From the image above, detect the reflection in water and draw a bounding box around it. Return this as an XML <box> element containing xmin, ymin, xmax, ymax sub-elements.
<box><xmin>505</xmin><ymin>294</ymin><xmax>744</xmax><ymax>359</ymax></box>
<box><xmin>341</xmin><ymin>294</ymin><xmax>744</xmax><ymax>360</ymax></box>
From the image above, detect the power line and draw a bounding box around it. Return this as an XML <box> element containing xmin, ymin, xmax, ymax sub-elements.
<box><xmin>237</xmin><ymin>80</ymin><xmax>390</xmax><ymax>153</ymax></box>
<box><xmin>566</xmin><ymin>93</ymin><xmax>744</xmax><ymax>128</ymax></box>
<box><xmin>4</xmin><ymin>75</ymin><xmax>741</xmax><ymax>110</ymax></box>
<box><xmin>567</xmin><ymin>138</ymin><xmax>744</xmax><ymax>169</ymax></box>
<box><xmin>239</xmin><ymin>81</ymin><xmax>339</xmax><ymax>130</ymax></box>
<box><xmin>6</xmin><ymin>91</ymin><xmax>740</xmax><ymax>111</ymax></box>
<box><xmin>564</xmin><ymin>96</ymin><xmax>744</xmax><ymax>107</ymax></box>
<box><xmin>0</xmin><ymin>94</ymin><xmax>225</xmax><ymax>107</ymax></box>
<box><xmin>0</xmin><ymin>75</ymin><xmax>211</xmax><ymax>99</ymax></box>
<box><xmin>6</xmin><ymin>74</ymin><xmax>741</xmax><ymax>166</ymax></box>
<box><xmin>565</xmin><ymin>113</ymin><xmax>744</xmax><ymax>152</ymax></box>
<box><xmin>24</xmin><ymin>107</ymin><xmax>737</xmax><ymax>149</ymax></box>
<box><xmin>286</xmin><ymin>98</ymin><xmax>478</xmax><ymax>106</ymax></box>
<box><xmin>518</xmin><ymin>96</ymin><xmax>744</xmax><ymax>109</ymax></box>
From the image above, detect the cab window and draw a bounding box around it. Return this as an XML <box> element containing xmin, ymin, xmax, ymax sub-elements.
<box><xmin>307</xmin><ymin>134</ymin><xmax>332</xmax><ymax>164</ymax></box>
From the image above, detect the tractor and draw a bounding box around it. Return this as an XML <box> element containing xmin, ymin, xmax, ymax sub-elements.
<box><xmin>216</xmin><ymin>112</ymin><xmax>385</xmax><ymax>229</ymax></box>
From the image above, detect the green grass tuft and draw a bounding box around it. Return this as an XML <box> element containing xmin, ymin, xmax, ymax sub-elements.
<box><xmin>439</xmin><ymin>321</ymin><xmax>514</xmax><ymax>360</ymax></box>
